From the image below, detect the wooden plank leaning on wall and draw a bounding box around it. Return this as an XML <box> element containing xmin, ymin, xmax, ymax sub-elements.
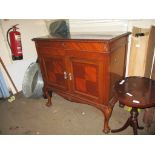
<box><xmin>143</xmin><ymin>52</ymin><xmax>155</xmax><ymax>129</ymax></box>
<box><xmin>128</xmin><ymin>26</ymin><xmax>155</xmax><ymax>78</ymax></box>
<box><xmin>144</xmin><ymin>26</ymin><xmax>155</xmax><ymax>77</ymax></box>
<box><xmin>0</xmin><ymin>57</ymin><xmax>18</xmax><ymax>94</ymax></box>
<box><xmin>128</xmin><ymin>26</ymin><xmax>149</xmax><ymax>77</ymax></box>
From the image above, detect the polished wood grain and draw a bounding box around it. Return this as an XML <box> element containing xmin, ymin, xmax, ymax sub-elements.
<box><xmin>114</xmin><ymin>77</ymin><xmax>155</xmax><ymax>108</ymax></box>
<box><xmin>111</xmin><ymin>76</ymin><xmax>155</xmax><ymax>134</ymax></box>
<box><xmin>33</xmin><ymin>32</ymin><xmax>130</xmax><ymax>133</ymax></box>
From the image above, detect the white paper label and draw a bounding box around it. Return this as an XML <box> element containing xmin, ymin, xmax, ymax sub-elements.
<box><xmin>133</xmin><ymin>100</ymin><xmax>140</xmax><ymax>104</ymax></box>
<box><xmin>136</xmin><ymin>44</ymin><xmax>140</xmax><ymax>48</ymax></box>
<box><xmin>126</xmin><ymin>92</ymin><xmax>133</xmax><ymax>97</ymax></box>
<box><xmin>119</xmin><ymin>80</ymin><xmax>125</xmax><ymax>85</ymax></box>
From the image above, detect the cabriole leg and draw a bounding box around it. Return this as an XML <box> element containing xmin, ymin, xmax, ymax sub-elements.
<box><xmin>45</xmin><ymin>88</ymin><xmax>52</xmax><ymax>107</ymax></box>
<box><xmin>102</xmin><ymin>97</ymin><xmax>118</xmax><ymax>134</ymax></box>
<box><xmin>43</xmin><ymin>87</ymin><xmax>52</xmax><ymax>107</ymax></box>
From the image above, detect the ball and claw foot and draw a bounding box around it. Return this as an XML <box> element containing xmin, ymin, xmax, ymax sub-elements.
<box><xmin>46</xmin><ymin>101</ymin><xmax>52</xmax><ymax>107</ymax></box>
<box><xmin>103</xmin><ymin>127</ymin><xmax>111</xmax><ymax>134</ymax></box>
<box><xmin>45</xmin><ymin>90</ymin><xmax>52</xmax><ymax>107</ymax></box>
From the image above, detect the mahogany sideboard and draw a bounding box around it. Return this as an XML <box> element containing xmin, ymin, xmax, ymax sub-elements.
<box><xmin>32</xmin><ymin>32</ymin><xmax>130</xmax><ymax>133</ymax></box>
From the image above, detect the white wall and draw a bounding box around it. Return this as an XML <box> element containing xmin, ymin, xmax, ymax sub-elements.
<box><xmin>69</xmin><ymin>19</ymin><xmax>155</xmax><ymax>33</ymax></box>
<box><xmin>0</xmin><ymin>19</ymin><xmax>48</xmax><ymax>93</ymax></box>
<box><xmin>69</xmin><ymin>19</ymin><xmax>128</xmax><ymax>34</ymax></box>
<box><xmin>1</xmin><ymin>19</ymin><xmax>155</xmax><ymax>94</ymax></box>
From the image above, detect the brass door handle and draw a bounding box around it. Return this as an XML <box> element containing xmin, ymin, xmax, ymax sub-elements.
<box><xmin>64</xmin><ymin>71</ymin><xmax>68</xmax><ymax>79</ymax></box>
<box><xmin>68</xmin><ymin>73</ymin><xmax>72</xmax><ymax>80</ymax></box>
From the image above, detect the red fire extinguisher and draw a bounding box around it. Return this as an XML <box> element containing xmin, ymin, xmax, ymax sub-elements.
<box><xmin>7</xmin><ymin>24</ymin><xmax>23</xmax><ymax>60</ymax></box>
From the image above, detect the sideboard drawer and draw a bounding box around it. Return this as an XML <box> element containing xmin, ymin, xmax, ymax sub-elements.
<box><xmin>36</xmin><ymin>41</ymin><xmax>109</xmax><ymax>53</ymax></box>
<box><xmin>36</xmin><ymin>41</ymin><xmax>66</xmax><ymax>49</ymax></box>
<box><xmin>64</xmin><ymin>42</ymin><xmax>109</xmax><ymax>52</ymax></box>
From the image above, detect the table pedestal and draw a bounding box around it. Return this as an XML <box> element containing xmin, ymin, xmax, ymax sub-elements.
<box><xmin>111</xmin><ymin>108</ymin><xmax>144</xmax><ymax>135</ymax></box>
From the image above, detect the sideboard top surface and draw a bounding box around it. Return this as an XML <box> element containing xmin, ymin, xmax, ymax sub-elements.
<box><xmin>32</xmin><ymin>32</ymin><xmax>131</xmax><ymax>42</ymax></box>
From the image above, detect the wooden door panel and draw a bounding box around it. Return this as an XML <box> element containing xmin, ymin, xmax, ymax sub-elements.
<box><xmin>42</xmin><ymin>56</ymin><xmax>68</xmax><ymax>91</ymax></box>
<box><xmin>70</xmin><ymin>58</ymin><xmax>100</xmax><ymax>101</ymax></box>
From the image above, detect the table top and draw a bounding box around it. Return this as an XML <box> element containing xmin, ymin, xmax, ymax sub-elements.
<box><xmin>32</xmin><ymin>32</ymin><xmax>131</xmax><ymax>42</ymax></box>
<box><xmin>114</xmin><ymin>76</ymin><xmax>155</xmax><ymax>108</ymax></box>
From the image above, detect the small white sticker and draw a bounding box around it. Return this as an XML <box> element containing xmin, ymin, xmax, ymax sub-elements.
<box><xmin>126</xmin><ymin>92</ymin><xmax>133</xmax><ymax>97</ymax></box>
<box><xmin>133</xmin><ymin>100</ymin><xmax>140</xmax><ymax>104</ymax></box>
<box><xmin>15</xmin><ymin>35</ymin><xmax>21</xmax><ymax>41</ymax></box>
<box><xmin>119</xmin><ymin>80</ymin><xmax>125</xmax><ymax>85</ymax></box>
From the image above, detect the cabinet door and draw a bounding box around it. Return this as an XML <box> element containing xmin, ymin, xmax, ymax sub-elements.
<box><xmin>41</xmin><ymin>55</ymin><xmax>68</xmax><ymax>91</ymax></box>
<box><xmin>69</xmin><ymin>58</ymin><xmax>102</xmax><ymax>102</ymax></box>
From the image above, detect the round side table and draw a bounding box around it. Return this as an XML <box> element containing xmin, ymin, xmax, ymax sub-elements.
<box><xmin>111</xmin><ymin>76</ymin><xmax>155</xmax><ymax>135</ymax></box>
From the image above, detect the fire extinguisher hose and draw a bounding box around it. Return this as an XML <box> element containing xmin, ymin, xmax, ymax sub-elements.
<box><xmin>6</xmin><ymin>27</ymin><xmax>13</xmax><ymax>51</ymax></box>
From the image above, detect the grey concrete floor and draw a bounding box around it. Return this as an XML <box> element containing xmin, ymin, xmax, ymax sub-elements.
<box><xmin>0</xmin><ymin>93</ymin><xmax>155</xmax><ymax>135</ymax></box>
